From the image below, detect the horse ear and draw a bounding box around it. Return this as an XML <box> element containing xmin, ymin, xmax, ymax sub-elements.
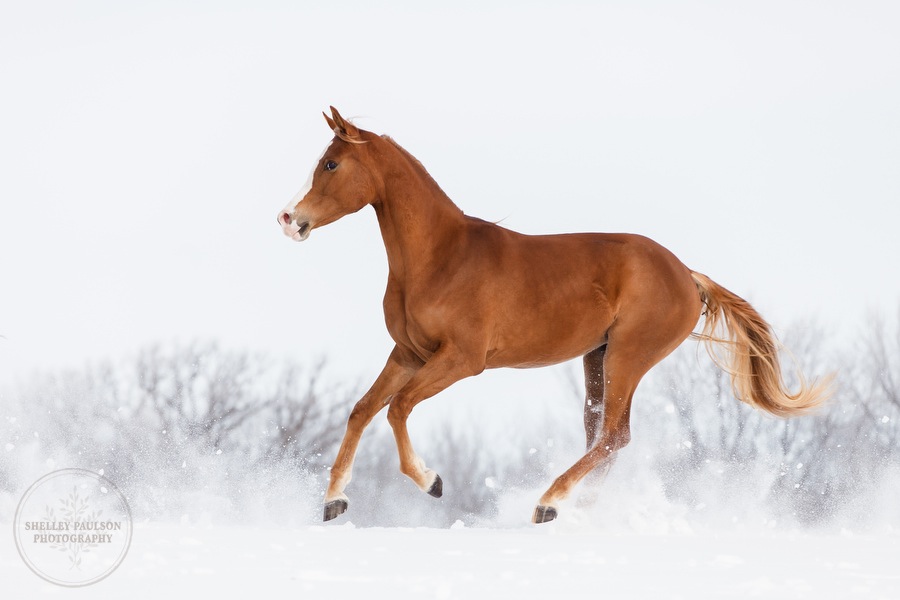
<box><xmin>329</xmin><ymin>106</ymin><xmax>360</xmax><ymax>139</ymax></box>
<box><xmin>323</xmin><ymin>111</ymin><xmax>337</xmax><ymax>131</ymax></box>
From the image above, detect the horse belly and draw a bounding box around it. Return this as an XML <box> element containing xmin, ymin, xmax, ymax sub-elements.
<box><xmin>484</xmin><ymin>289</ymin><xmax>614</xmax><ymax>369</ymax></box>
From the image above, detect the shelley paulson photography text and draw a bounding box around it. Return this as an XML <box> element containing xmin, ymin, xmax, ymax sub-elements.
<box><xmin>24</xmin><ymin>520</ymin><xmax>123</xmax><ymax>545</ymax></box>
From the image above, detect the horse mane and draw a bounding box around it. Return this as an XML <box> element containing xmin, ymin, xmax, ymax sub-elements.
<box><xmin>381</xmin><ymin>136</ymin><xmax>462</xmax><ymax>213</ymax></box>
<box><xmin>382</xmin><ymin>136</ymin><xmax>428</xmax><ymax>171</ymax></box>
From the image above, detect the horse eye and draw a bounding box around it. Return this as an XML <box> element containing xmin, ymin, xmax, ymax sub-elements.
<box><xmin>324</xmin><ymin>160</ymin><xmax>338</xmax><ymax>171</ymax></box>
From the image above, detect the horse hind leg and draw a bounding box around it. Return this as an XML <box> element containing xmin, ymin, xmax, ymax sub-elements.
<box><xmin>583</xmin><ymin>344</ymin><xmax>606</xmax><ymax>449</ymax></box>
<box><xmin>533</xmin><ymin>343</ymin><xmax>651</xmax><ymax>524</ymax></box>
<box><xmin>577</xmin><ymin>344</ymin><xmax>618</xmax><ymax>508</ymax></box>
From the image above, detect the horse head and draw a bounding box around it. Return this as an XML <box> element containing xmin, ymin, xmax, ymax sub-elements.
<box><xmin>278</xmin><ymin>106</ymin><xmax>377</xmax><ymax>241</ymax></box>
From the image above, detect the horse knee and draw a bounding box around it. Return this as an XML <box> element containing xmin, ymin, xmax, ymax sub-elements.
<box><xmin>347</xmin><ymin>398</ymin><xmax>381</xmax><ymax>429</ymax></box>
<box><xmin>386</xmin><ymin>397</ymin><xmax>410</xmax><ymax>428</ymax></box>
<box><xmin>347</xmin><ymin>403</ymin><xmax>367</xmax><ymax>427</ymax></box>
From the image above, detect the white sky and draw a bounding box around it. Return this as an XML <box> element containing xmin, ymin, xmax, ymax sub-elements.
<box><xmin>2</xmin><ymin>2</ymin><xmax>899</xmax><ymax>414</ymax></box>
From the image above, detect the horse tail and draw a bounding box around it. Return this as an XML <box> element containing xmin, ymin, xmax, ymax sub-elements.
<box><xmin>689</xmin><ymin>271</ymin><xmax>830</xmax><ymax>417</ymax></box>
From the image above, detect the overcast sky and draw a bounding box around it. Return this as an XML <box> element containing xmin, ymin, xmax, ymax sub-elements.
<box><xmin>2</xmin><ymin>2</ymin><xmax>899</xmax><ymax>418</ymax></box>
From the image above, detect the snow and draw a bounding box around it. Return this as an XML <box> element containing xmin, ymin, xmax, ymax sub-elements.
<box><xmin>2</xmin><ymin>521</ymin><xmax>898</xmax><ymax>598</ymax></box>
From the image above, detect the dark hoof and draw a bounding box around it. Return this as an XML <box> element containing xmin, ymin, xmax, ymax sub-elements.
<box><xmin>323</xmin><ymin>499</ymin><xmax>348</xmax><ymax>522</ymax></box>
<box><xmin>532</xmin><ymin>505</ymin><xmax>558</xmax><ymax>524</ymax></box>
<box><xmin>426</xmin><ymin>474</ymin><xmax>443</xmax><ymax>498</ymax></box>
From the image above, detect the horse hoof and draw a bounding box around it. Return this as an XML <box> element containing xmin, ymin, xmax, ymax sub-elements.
<box><xmin>426</xmin><ymin>474</ymin><xmax>443</xmax><ymax>498</ymax></box>
<box><xmin>532</xmin><ymin>505</ymin><xmax>558</xmax><ymax>524</ymax></box>
<box><xmin>323</xmin><ymin>499</ymin><xmax>349</xmax><ymax>521</ymax></box>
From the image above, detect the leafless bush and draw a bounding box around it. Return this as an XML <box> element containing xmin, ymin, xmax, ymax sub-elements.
<box><xmin>1</xmin><ymin>342</ymin><xmax>356</xmax><ymax>520</ymax></box>
<box><xmin>3</xmin><ymin>306</ymin><xmax>899</xmax><ymax>527</ymax></box>
<box><xmin>633</xmin><ymin>312</ymin><xmax>900</xmax><ymax>526</ymax></box>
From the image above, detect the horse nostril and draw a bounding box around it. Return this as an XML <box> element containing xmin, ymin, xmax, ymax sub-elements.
<box><xmin>280</xmin><ymin>212</ymin><xmax>292</xmax><ymax>225</ymax></box>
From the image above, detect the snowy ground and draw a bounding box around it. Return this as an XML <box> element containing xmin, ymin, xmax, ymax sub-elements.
<box><xmin>3</xmin><ymin>520</ymin><xmax>899</xmax><ymax>599</ymax></box>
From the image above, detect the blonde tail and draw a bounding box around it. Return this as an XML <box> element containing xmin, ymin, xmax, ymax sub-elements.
<box><xmin>690</xmin><ymin>271</ymin><xmax>830</xmax><ymax>417</ymax></box>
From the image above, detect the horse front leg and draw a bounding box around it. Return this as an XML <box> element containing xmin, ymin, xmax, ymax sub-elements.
<box><xmin>386</xmin><ymin>343</ymin><xmax>482</xmax><ymax>499</ymax></box>
<box><xmin>323</xmin><ymin>346</ymin><xmax>418</xmax><ymax>521</ymax></box>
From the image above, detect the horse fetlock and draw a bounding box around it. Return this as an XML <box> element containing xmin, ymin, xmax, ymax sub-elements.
<box><xmin>398</xmin><ymin>455</ymin><xmax>421</xmax><ymax>479</ymax></box>
<box><xmin>324</xmin><ymin>489</ymin><xmax>349</xmax><ymax>504</ymax></box>
<box><xmin>326</xmin><ymin>468</ymin><xmax>352</xmax><ymax>497</ymax></box>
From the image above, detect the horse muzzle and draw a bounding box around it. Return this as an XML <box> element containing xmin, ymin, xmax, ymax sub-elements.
<box><xmin>278</xmin><ymin>211</ymin><xmax>312</xmax><ymax>242</ymax></box>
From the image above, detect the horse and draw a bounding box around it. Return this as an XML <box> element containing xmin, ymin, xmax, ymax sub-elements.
<box><xmin>277</xmin><ymin>107</ymin><xmax>829</xmax><ymax>524</ymax></box>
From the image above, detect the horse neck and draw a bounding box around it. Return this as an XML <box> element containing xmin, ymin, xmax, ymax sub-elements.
<box><xmin>371</xmin><ymin>139</ymin><xmax>466</xmax><ymax>279</ymax></box>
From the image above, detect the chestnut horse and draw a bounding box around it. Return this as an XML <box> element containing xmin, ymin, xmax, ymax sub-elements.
<box><xmin>278</xmin><ymin>107</ymin><xmax>828</xmax><ymax>524</ymax></box>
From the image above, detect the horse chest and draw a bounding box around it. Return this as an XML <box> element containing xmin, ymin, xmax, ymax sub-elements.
<box><xmin>383</xmin><ymin>284</ymin><xmax>449</xmax><ymax>359</ymax></box>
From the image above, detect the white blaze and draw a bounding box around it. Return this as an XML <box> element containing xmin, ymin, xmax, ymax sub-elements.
<box><xmin>279</xmin><ymin>140</ymin><xmax>334</xmax><ymax>223</ymax></box>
